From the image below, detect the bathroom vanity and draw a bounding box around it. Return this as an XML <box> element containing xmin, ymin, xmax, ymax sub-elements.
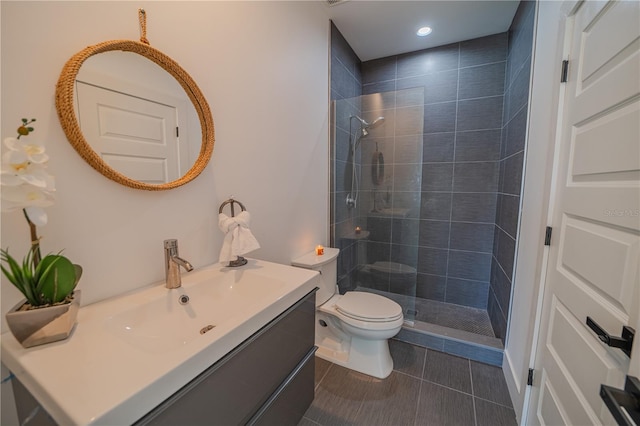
<box><xmin>1</xmin><ymin>259</ymin><xmax>319</xmax><ymax>425</ymax></box>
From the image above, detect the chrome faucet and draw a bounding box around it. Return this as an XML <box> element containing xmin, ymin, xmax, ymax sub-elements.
<box><xmin>164</xmin><ymin>239</ymin><xmax>194</xmax><ymax>289</ymax></box>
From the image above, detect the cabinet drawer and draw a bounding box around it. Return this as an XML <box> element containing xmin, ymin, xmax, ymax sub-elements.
<box><xmin>136</xmin><ymin>289</ymin><xmax>316</xmax><ymax>426</ymax></box>
<box><xmin>249</xmin><ymin>347</ymin><xmax>316</xmax><ymax>426</ymax></box>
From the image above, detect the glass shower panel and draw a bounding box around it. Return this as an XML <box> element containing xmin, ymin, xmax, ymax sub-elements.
<box><xmin>331</xmin><ymin>88</ymin><xmax>424</xmax><ymax>323</ymax></box>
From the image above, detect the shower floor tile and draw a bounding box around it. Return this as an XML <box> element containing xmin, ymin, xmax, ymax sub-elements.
<box><xmin>354</xmin><ymin>286</ymin><xmax>496</xmax><ymax>337</ymax></box>
<box><xmin>299</xmin><ymin>340</ymin><xmax>516</xmax><ymax>426</ymax></box>
<box><xmin>413</xmin><ymin>298</ymin><xmax>495</xmax><ymax>336</ymax></box>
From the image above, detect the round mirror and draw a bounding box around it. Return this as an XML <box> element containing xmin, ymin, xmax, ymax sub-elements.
<box><xmin>55</xmin><ymin>39</ymin><xmax>214</xmax><ymax>190</ymax></box>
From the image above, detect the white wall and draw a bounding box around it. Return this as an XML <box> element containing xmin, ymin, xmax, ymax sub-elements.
<box><xmin>1</xmin><ymin>2</ymin><xmax>329</xmax><ymax>422</ymax></box>
<box><xmin>0</xmin><ymin>1</ymin><xmax>329</xmax><ymax>326</ymax></box>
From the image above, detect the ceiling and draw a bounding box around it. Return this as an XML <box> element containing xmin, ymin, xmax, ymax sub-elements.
<box><xmin>325</xmin><ymin>0</ymin><xmax>520</xmax><ymax>62</ymax></box>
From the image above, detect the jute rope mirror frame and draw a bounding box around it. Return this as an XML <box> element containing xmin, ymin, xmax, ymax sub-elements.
<box><xmin>55</xmin><ymin>17</ymin><xmax>214</xmax><ymax>190</ymax></box>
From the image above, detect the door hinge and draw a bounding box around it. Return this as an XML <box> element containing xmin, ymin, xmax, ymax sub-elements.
<box><xmin>560</xmin><ymin>60</ymin><xmax>569</xmax><ymax>83</ymax></box>
<box><xmin>544</xmin><ymin>226</ymin><xmax>552</xmax><ymax>246</ymax></box>
<box><xmin>176</xmin><ymin>127</ymin><xmax>179</xmax><ymax>137</ymax></box>
<box><xmin>527</xmin><ymin>368</ymin><xmax>534</xmax><ymax>386</ymax></box>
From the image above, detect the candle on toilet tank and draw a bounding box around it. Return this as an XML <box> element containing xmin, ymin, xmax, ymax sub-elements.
<box><xmin>315</xmin><ymin>245</ymin><xmax>324</xmax><ymax>255</ymax></box>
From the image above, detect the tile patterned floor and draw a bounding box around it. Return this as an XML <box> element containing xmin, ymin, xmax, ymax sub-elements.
<box><xmin>299</xmin><ymin>340</ymin><xmax>517</xmax><ymax>426</ymax></box>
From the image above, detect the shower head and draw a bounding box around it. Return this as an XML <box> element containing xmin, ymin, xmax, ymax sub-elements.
<box><xmin>353</xmin><ymin>115</ymin><xmax>385</xmax><ymax>138</ymax></box>
<box><xmin>368</xmin><ymin>116</ymin><xmax>386</xmax><ymax>129</ymax></box>
<box><xmin>354</xmin><ymin>116</ymin><xmax>385</xmax><ymax>129</ymax></box>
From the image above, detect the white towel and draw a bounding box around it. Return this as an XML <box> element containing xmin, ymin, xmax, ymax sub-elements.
<box><xmin>218</xmin><ymin>211</ymin><xmax>261</xmax><ymax>263</ymax></box>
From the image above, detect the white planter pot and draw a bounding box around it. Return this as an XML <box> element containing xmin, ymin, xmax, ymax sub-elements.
<box><xmin>5</xmin><ymin>290</ymin><xmax>81</xmax><ymax>348</ymax></box>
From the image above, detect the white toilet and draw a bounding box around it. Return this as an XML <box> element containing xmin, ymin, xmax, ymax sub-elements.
<box><xmin>292</xmin><ymin>247</ymin><xmax>403</xmax><ymax>379</ymax></box>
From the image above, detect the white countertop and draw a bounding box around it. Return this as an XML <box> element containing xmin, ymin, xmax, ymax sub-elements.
<box><xmin>1</xmin><ymin>259</ymin><xmax>319</xmax><ymax>425</ymax></box>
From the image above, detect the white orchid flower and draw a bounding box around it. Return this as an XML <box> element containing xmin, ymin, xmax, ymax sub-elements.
<box><xmin>0</xmin><ymin>129</ymin><xmax>55</xmax><ymax>226</ymax></box>
<box><xmin>1</xmin><ymin>184</ymin><xmax>54</xmax><ymax>225</ymax></box>
<box><xmin>3</xmin><ymin>137</ymin><xmax>49</xmax><ymax>164</ymax></box>
<box><xmin>1</xmin><ymin>183</ymin><xmax>54</xmax><ymax>209</ymax></box>
<box><xmin>22</xmin><ymin>206</ymin><xmax>48</xmax><ymax>226</ymax></box>
<box><xmin>1</xmin><ymin>158</ymin><xmax>55</xmax><ymax>189</ymax></box>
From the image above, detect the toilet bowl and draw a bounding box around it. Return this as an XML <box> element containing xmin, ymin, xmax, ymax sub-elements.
<box><xmin>292</xmin><ymin>248</ymin><xmax>403</xmax><ymax>379</ymax></box>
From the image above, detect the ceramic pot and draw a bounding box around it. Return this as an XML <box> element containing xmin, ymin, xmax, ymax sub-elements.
<box><xmin>5</xmin><ymin>290</ymin><xmax>81</xmax><ymax>348</ymax></box>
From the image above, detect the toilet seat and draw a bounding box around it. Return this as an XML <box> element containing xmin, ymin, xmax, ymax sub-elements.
<box><xmin>335</xmin><ymin>292</ymin><xmax>403</xmax><ymax>322</ymax></box>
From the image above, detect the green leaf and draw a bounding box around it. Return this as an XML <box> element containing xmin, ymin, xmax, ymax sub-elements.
<box><xmin>1</xmin><ymin>247</ymin><xmax>78</xmax><ymax>306</ymax></box>
<box><xmin>1</xmin><ymin>262</ymin><xmax>37</xmax><ymax>306</ymax></box>
<box><xmin>2</xmin><ymin>248</ymin><xmax>40</xmax><ymax>305</ymax></box>
<box><xmin>2</xmin><ymin>253</ymin><xmax>20</xmax><ymax>277</ymax></box>
<box><xmin>37</xmin><ymin>255</ymin><xmax>76</xmax><ymax>303</ymax></box>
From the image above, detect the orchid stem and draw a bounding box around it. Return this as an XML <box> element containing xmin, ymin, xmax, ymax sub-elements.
<box><xmin>22</xmin><ymin>209</ymin><xmax>41</xmax><ymax>268</ymax></box>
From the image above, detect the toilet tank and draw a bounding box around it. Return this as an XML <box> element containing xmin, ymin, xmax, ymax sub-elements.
<box><xmin>291</xmin><ymin>247</ymin><xmax>339</xmax><ymax>306</ymax></box>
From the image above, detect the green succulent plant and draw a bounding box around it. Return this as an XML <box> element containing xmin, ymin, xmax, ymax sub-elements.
<box><xmin>1</xmin><ymin>247</ymin><xmax>81</xmax><ymax>307</ymax></box>
<box><xmin>1</xmin><ymin>118</ymin><xmax>81</xmax><ymax>309</ymax></box>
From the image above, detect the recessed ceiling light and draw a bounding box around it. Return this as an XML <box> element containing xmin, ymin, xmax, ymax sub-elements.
<box><xmin>416</xmin><ymin>26</ymin><xmax>432</xmax><ymax>37</ymax></box>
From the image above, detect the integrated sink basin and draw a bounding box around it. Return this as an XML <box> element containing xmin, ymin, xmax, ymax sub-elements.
<box><xmin>106</xmin><ymin>269</ymin><xmax>287</xmax><ymax>353</ymax></box>
<box><xmin>1</xmin><ymin>258</ymin><xmax>319</xmax><ymax>425</ymax></box>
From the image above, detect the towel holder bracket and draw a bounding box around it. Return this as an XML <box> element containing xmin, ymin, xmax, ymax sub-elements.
<box><xmin>218</xmin><ymin>198</ymin><xmax>246</xmax><ymax>217</ymax></box>
<box><xmin>227</xmin><ymin>256</ymin><xmax>248</xmax><ymax>267</ymax></box>
<box><xmin>218</xmin><ymin>198</ymin><xmax>249</xmax><ymax>267</ymax></box>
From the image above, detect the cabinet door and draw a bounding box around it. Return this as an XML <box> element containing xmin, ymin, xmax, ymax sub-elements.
<box><xmin>136</xmin><ymin>290</ymin><xmax>316</xmax><ymax>426</ymax></box>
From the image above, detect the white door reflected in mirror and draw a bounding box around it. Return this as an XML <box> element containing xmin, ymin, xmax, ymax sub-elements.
<box><xmin>74</xmin><ymin>51</ymin><xmax>200</xmax><ymax>185</ymax></box>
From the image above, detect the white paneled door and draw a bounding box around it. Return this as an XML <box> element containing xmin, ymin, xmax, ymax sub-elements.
<box><xmin>76</xmin><ymin>81</ymin><xmax>182</xmax><ymax>184</ymax></box>
<box><xmin>528</xmin><ymin>0</ymin><xmax>639</xmax><ymax>425</ymax></box>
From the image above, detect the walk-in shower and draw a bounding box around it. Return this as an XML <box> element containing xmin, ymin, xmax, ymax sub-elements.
<box><xmin>333</xmin><ymin>86</ymin><xmax>505</xmax><ymax>364</ymax></box>
<box><xmin>330</xmin><ymin>0</ymin><xmax>534</xmax><ymax>364</ymax></box>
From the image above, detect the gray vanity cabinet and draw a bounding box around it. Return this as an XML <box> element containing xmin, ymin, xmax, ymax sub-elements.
<box><xmin>135</xmin><ymin>289</ymin><xmax>317</xmax><ymax>426</ymax></box>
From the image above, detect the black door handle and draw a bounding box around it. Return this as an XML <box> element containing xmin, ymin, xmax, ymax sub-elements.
<box><xmin>600</xmin><ymin>375</ymin><xmax>640</xmax><ymax>426</ymax></box>
<box><xmin>586</xmin><ymin>317</ymin><xmax>635</xmax><ymax>357</ymax></box>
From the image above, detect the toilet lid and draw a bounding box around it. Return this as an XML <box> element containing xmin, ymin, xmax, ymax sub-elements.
<box><xmin>335</xmin><ymin>292</ymin><xmax>403</xmax><ymax>322</ymax></box>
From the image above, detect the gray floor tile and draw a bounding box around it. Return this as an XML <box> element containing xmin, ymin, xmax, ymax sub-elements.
<box><xmin>475</xmin><ymin>398</ymin><xmax>517</xmax><ymax>426</ymax></box>
<box><xmin>315</xmin><ymin>357</ymin><xmax>332</xmax><ymax>387</ymax></box>
<box><xmin>471</xmin><ymin>361</ymin><xmax>512</xmax><ymax>407</ymax></box>
<box><xmin>444</xmin><ymin>340</ymin><xmax>503</xmax><ymax>367</ymax></box>
<box><xmin>354</xmin><ymin>372</ymin><xmax>421</xmax><ymax>426</ymax></box>
<box><xmin>303</xmin><ymin>354</ymin><xmax>513</xmax><ymax>425</ymax></box>
<box><xmin>297</xmin><ymin>416</ymin><xmax>322</xmax><ymax>426</ymax></box>
<box><xmin>423</xmin><ymin>350</ymin><xmax>472</xmax><ymax>394</ymax></box>
<box><xmin>416</xmin><ymin>381</ymin><xmax>475</xmax><ymax>426</ymax></box>
<box><xmin>389</xmin><ymin>340</ymin><xmax>426</xmax><ymax>378</ymax></box>
<box><xmin>304</xmin><ymin>364</ymin><xmax>373</xmax><ymax>425</ymax></box>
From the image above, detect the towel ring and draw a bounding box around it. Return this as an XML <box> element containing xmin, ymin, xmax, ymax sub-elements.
<box><xmin>218</xmin><ymin>198</ymin><xmax>246</xmax><ymax>217</ymax></box>
<box><xmin>218</xmin><ymin>198</ymin><xmax>248</xmax><ymax>267</ymax></box>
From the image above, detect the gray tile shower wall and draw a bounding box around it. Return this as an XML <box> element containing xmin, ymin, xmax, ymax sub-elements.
<box><xmin>361</xmin><ymin>33</ymin><xmax>508</xmax><ymax>311</ymax></box>
<box><xmin>330</xmin><ymin>2</ymin><xmax>535</xmax><ymax>342</ymax></box>
<box><xmin>330</xmin><ymin>22</ymin><xmax>362</xmax><ymax>292</ymax></box>
<box><xmin>490</xmin><ymin>0</ymin><xmax>536</xmax><ymax>342</ymax></box>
